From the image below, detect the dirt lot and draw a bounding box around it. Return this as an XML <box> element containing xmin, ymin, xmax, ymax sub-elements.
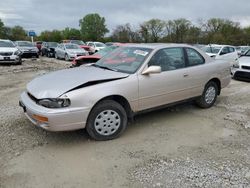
<box><xmin>0</xmin><ymin>57</ymin><xmax>250</xmax><ymax>188</ymax></box>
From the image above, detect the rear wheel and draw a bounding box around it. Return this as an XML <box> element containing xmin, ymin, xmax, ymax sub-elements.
<box><xmin>86</xmin><ymin>100</ymin><xmax>127</xmax><ymax>141</ymax></box>
<box><xmin>196</xmin><ymin>81</ymin><xmax>218</xmax><ymax>108</ymax></box>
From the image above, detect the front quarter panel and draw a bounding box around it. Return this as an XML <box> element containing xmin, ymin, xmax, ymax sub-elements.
<box><xmin>64</xmin><ymin>74</ymin><xmax>139</xmax><ymax>114</ymax></box>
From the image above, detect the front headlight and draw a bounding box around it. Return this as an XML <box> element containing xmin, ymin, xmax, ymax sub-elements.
<box><xmin>38</xmin><ymin>98</ymin><xmax>71</xmax><ymax>108</ymax></box>
<box><xmin>14</xmin><ymin>50</ymin><xmax>22</xmax><ymax>56</ymax></box>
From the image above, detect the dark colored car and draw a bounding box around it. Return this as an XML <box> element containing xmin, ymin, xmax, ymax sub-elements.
<box><xmin>71</xmin><ymin>43</ymin><xmax>125</xmax><ymax>67</ymax></box>
<box><xmin>16</xmin><ymin>41</ymin><xmax>39</xmax><ymax>58</ymax></box>
<box><xmin>41</xmin><ymin>42</ymin><xmax>58</xmax><ymax>57</ymax></box>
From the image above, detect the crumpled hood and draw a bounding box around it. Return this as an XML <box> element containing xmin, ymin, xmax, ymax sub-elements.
<box><xmin>239</xmin><ymin>56</ymin><xmax>250</xmax><ymax>66</ymax></box>
<box><xmin>27</xmin><ymin>66</ymin><xmax>129</xmax><ymax>99</ymax></box>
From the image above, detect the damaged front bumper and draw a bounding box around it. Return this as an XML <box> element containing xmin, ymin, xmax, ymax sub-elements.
<box><xmin>19</xmin><ymin>92</ymin><xmax>91</xmax><ymax>131</ymax></box>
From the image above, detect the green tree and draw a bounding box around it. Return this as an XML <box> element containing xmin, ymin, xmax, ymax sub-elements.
<box><xmin>62</xmin><ymin>27</ymin><xmax>81</xmax><ymax>40</ymax></box>
<box><xmin>111</xmin><ymin>23</ymin><xmax>139</xmax><ymax>42</ymax></box>
<box><xmin>39</xmin><ymin>30</ymin><xmax>62</xmax><ymax>42</ymax></box>
<box><xmin>10</xmin><ymin>26</ymin><xmax>27</xmax><ymax>40</ymax></box>
<box><xmin>79</xmin><ymin>13</ymin><xmax>109</xmax><ymax>41</ymax></box>
<box><xmin>0</xmin><ymin>19</ymin><xmax>5</xmax><ymax>38</ymax></box>
<box><xmin>140</xmin><ymin>19</ymin><xmax>165</xmax><ymax>42</ymax></box>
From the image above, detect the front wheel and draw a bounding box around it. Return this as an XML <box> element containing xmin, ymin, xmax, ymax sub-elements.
<box><xmin>86</xmin><ymin>100</ymin><xmax>127</xmax><ymax>141</ymax></box>
<box><xmin>196</xmin><ymin>81</ymin><xmax>218</xmax><ymax>108</ymax></box>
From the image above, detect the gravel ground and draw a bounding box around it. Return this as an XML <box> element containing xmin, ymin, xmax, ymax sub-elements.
<box><xmin>0</xmin><ymin>57</ymin><xmax>249</xmax><ymax>188</ymax></box>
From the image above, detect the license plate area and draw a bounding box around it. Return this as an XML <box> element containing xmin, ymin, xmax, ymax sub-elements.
<box><xmin>4</xmin><ymin>57</ymin><xmax>10</xmax><ymax>60</ymax></box>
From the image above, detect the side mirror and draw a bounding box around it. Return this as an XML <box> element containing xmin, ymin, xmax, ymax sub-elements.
<box><xmin>142</xmin><ymin>66</ymin><xmax>161</xmax><ymax>75</ymax></box>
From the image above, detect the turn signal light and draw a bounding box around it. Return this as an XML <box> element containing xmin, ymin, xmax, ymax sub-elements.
<box><xmin>33</xmin><ymin>114</ymin><xmax>48</xmax><ymax>122</ymax></box>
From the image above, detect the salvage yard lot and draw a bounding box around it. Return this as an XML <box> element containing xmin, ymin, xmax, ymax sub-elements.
<box><xmin>0</xmin><ymin>57</ymin><xmax>250</xmax><ymax>188</ymax></box>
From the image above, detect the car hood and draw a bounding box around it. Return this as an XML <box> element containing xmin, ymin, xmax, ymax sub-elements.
<box><xmin>18</xmin><ymin>46</ymin><xmax>37</xmax><ymax>51</ymax></box>
<box><xmin>66</xmin><ymin>49</ymin><xmax>85</xmax><ymax>53</ymax></box>
<box><xmin>0</xmin><ymin>47</ymin><xmax>17</xmax><ymax>52</ymax></box>
<box><xmin>239</xmin><ymin>56</ymin><xmax>250</xmax><ymax>66</ymax></box>
<box><xmin>27</xmin><ymin>65</ymin><xmax>129</xmax><ymax>99</ymax></box>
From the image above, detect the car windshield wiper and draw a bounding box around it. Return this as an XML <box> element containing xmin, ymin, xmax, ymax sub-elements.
<box><xmin>92</xmin><ymin>64</ymin><xmax>117</xmax><ymax>72</ymax></box>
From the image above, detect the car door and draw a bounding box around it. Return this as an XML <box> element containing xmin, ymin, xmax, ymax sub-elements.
<box><xmin>138</xmin><ymin>47</ymin><xmax>191</xmax><ymax>111</ymax></box>
<box><xmin>56</xmin><ymin>44</ymin><xmax>62</xmax><ymax>58</ymax></box>
<box><xmin>183</xmin><ymin>47</ymin><xmax>209</xmax><ymax>97</ymax></box>
<box><xmin>59</xmin><ymin>45</ymin><xmax>65</xmax><ymax>58</ymax></box>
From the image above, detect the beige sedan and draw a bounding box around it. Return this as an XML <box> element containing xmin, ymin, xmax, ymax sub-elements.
<box><xmin>19</xmin><ymin>44</ymin><xmax>231</xmax><ymax>140</ymax></box>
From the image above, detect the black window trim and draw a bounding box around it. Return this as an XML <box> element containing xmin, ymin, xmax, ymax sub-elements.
<box><xmin>184</xmin><ymin>47</ymin><xmax>205</xmax><ymax>67</ymax></box>
<box><xmin>148</xmin><ymin>47</ymin><xmax>188</xmax><ymax>72</ymax></box>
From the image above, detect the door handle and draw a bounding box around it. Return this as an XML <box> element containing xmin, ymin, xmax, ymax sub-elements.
<box><xmin>183</xmin><ymin>73</ymin><xmax>189</xmax><ymax>77</ymax></box>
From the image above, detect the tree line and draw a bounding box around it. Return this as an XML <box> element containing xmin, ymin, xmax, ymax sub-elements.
<box><xmin>1</xmin><ymin>13</ymin><xmax>250</xmax><ymax>45</ymax></box>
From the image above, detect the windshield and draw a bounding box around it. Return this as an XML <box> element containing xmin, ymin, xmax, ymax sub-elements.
<box><xmin>95</xmin><ymin>47</ymin><xmax>152</xmax><ymax>74</ymax></box>
<box><xmin>243</xmin><ymin>50</ymin><xmax>250</xmax><ymax>56</ymax></box>
<box><xmin>0</xmin><ymin>41</ymin><xmax>15</xmax><ymax>47</ymax></box>
<box><xmin>17</xmin><ymin>41</ymin><xmax>34</xmax><ymax>47</ymax></box>
<box><xmin>95</xmin><ymin>42</ymin><xmax>106</xmax><ymax>47</ymax></box>
<box><xmin>95</xmin><ymin>46</ymin><xmax>118</xmax><ymax>56</ymax></box>
<box><xmin>203</xmin><ymin>46</ymin><xmax>221</xmax><ymax>54</ymax></box>
<box><xmin>65</xmin><ymin>44</ymin><xmax>80</xmax><ymax>49</ymax></box>
<box><xmin>48</xmin><ymin>42</ymin><xmax>58</xmax><ymax>48</ymax></box>
<box><xmin>71</xmin><ymin>40</ymin><xmax>85</xmax><ymax>45</ymax></box>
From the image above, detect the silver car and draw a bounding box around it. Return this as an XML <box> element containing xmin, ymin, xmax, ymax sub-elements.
<box><xmin>0</xmin><ymin>39</ymin><xmax>22</xmax><ymax>65</ymax></box>
<box><xmin>55</xmin><ymin>43</ymin><xmax>88</xmax><ymax>61</ymax></box>
<box><xmin>231</xmin><ymin>49</ymin><xmax>250</xmax><ymax>80</ymax></box>
<box><xmin>19</xmin><ymin>44</ymin><xmax>231</xmax><ymax>140</ymax></box>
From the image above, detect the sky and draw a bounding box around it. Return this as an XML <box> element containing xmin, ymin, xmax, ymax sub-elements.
<box><xmin>1</xmin><ymin>0</ymin><xmax>250</xmax><ymax>34</ymax></box>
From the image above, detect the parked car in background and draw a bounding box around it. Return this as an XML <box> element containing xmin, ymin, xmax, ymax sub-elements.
<box><xmin>35</xmin><ymin>41</ymin><xmax>43</xmax><ymax>54</ymax></box>
<box><xmin>0</xmin><ymin>39</ymin><xmax>22</xmax><ymax>65</ymax></box>
<box><xmin>231</xmin><ymin>49</ymin><xmax>250</xmax><ymax>80</ymax></box>
<box><xmin>69</xmin><ymin>40</ymin><xmax>95</xmax><ymax>55</ymax></box>
<box><xmin>15</xmin><ymin>41</ymin><xmax>39</xmax><ymax>58</ymax></box>
<box><xmin>235</xmin><ymin>46</ymin><xmax>250</xmax><ymax>56</ymax></box>
<box><xmin>202</xmin><ymin>44</ymin><xmax>238</xmax><ymax>65</ymax></box>
<box><xmin>55</xmin><ymin>43</ymin><xmax>88</xmax><ymax>61</ymax></box>
<box><xmin>86</xmin><ymin>41</ymin><xmax>106</xmax><ymax>52</ymax></box>
<box><xmin>19</xmin><ymin>44</ymin><xmax>231</xmax><ymax>141</ymax></box>
<box><xmin>71</xmin><ymin>43</ymin><xmax>125</xmax><ymax>67</ymax></box>
<box><xmin>41</xmin><ymin>42</ymin><xmax>58</xmax><ymax>57</ymax></box>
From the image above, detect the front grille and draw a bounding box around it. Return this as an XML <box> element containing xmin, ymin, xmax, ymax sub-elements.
<box><xmin>242</xmin><ymin>65</ymin><xmax>250</xmax><ymax>70</ymax></box>
<box><xmin>0</xmin><ymin>52</ymin><xmax>13</xmax><ymax>56</ymax></box>
<box><xmin>234</xmin><ymin>71</ymin><xmax>250</xmax><ymax>80</ymax></box>
<box><xmin>27</xmin><ymin>92</ymin><xmax>38</xmax><ymax>103</ymax></box>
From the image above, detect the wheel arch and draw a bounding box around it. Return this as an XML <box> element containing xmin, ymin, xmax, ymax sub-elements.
<box><xmin>90</xmin><ymin>95</ymin><xmax>134</xmax><ymax>120</ymax></box>
<box><xmin>207</xmin><ymin>78</ymin><xmax>221</xmax><ymax>95</ymax></box>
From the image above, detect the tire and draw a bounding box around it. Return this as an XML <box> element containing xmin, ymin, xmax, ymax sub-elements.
<box><xmin>16</xmin><ymin>57</ymin><xmax>22</xmax><ymax>65</ymax></box>
<box><xmin>65</xmin><ymin>54</ymin><xmax>70</xmax><ymax>61</ymax></box>
<box><xmin>196</xmin><ymin>81</ymin><xmax>218</xmax><ymax>108</ymax></box>
<box><xmin>86</xmin><ymin>100</ymin><xmax>128</xmax><ymax>141</ymax></box>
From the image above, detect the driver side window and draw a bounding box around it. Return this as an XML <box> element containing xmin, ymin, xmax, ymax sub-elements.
<box><xmin>220</xmin><ymin>47</ymin><xmax>229</xmax><ymax>55</ymax></box>
<box><xmin>148</xmin><ymin>48</ymin><xmax>185</xmax><ymax>72</ymax></box>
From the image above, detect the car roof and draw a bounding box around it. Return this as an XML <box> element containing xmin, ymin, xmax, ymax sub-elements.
<box><xmin>207</xmin><ymin>44</ymin><xmax>235</xmax><ymax>48</ymax></box>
